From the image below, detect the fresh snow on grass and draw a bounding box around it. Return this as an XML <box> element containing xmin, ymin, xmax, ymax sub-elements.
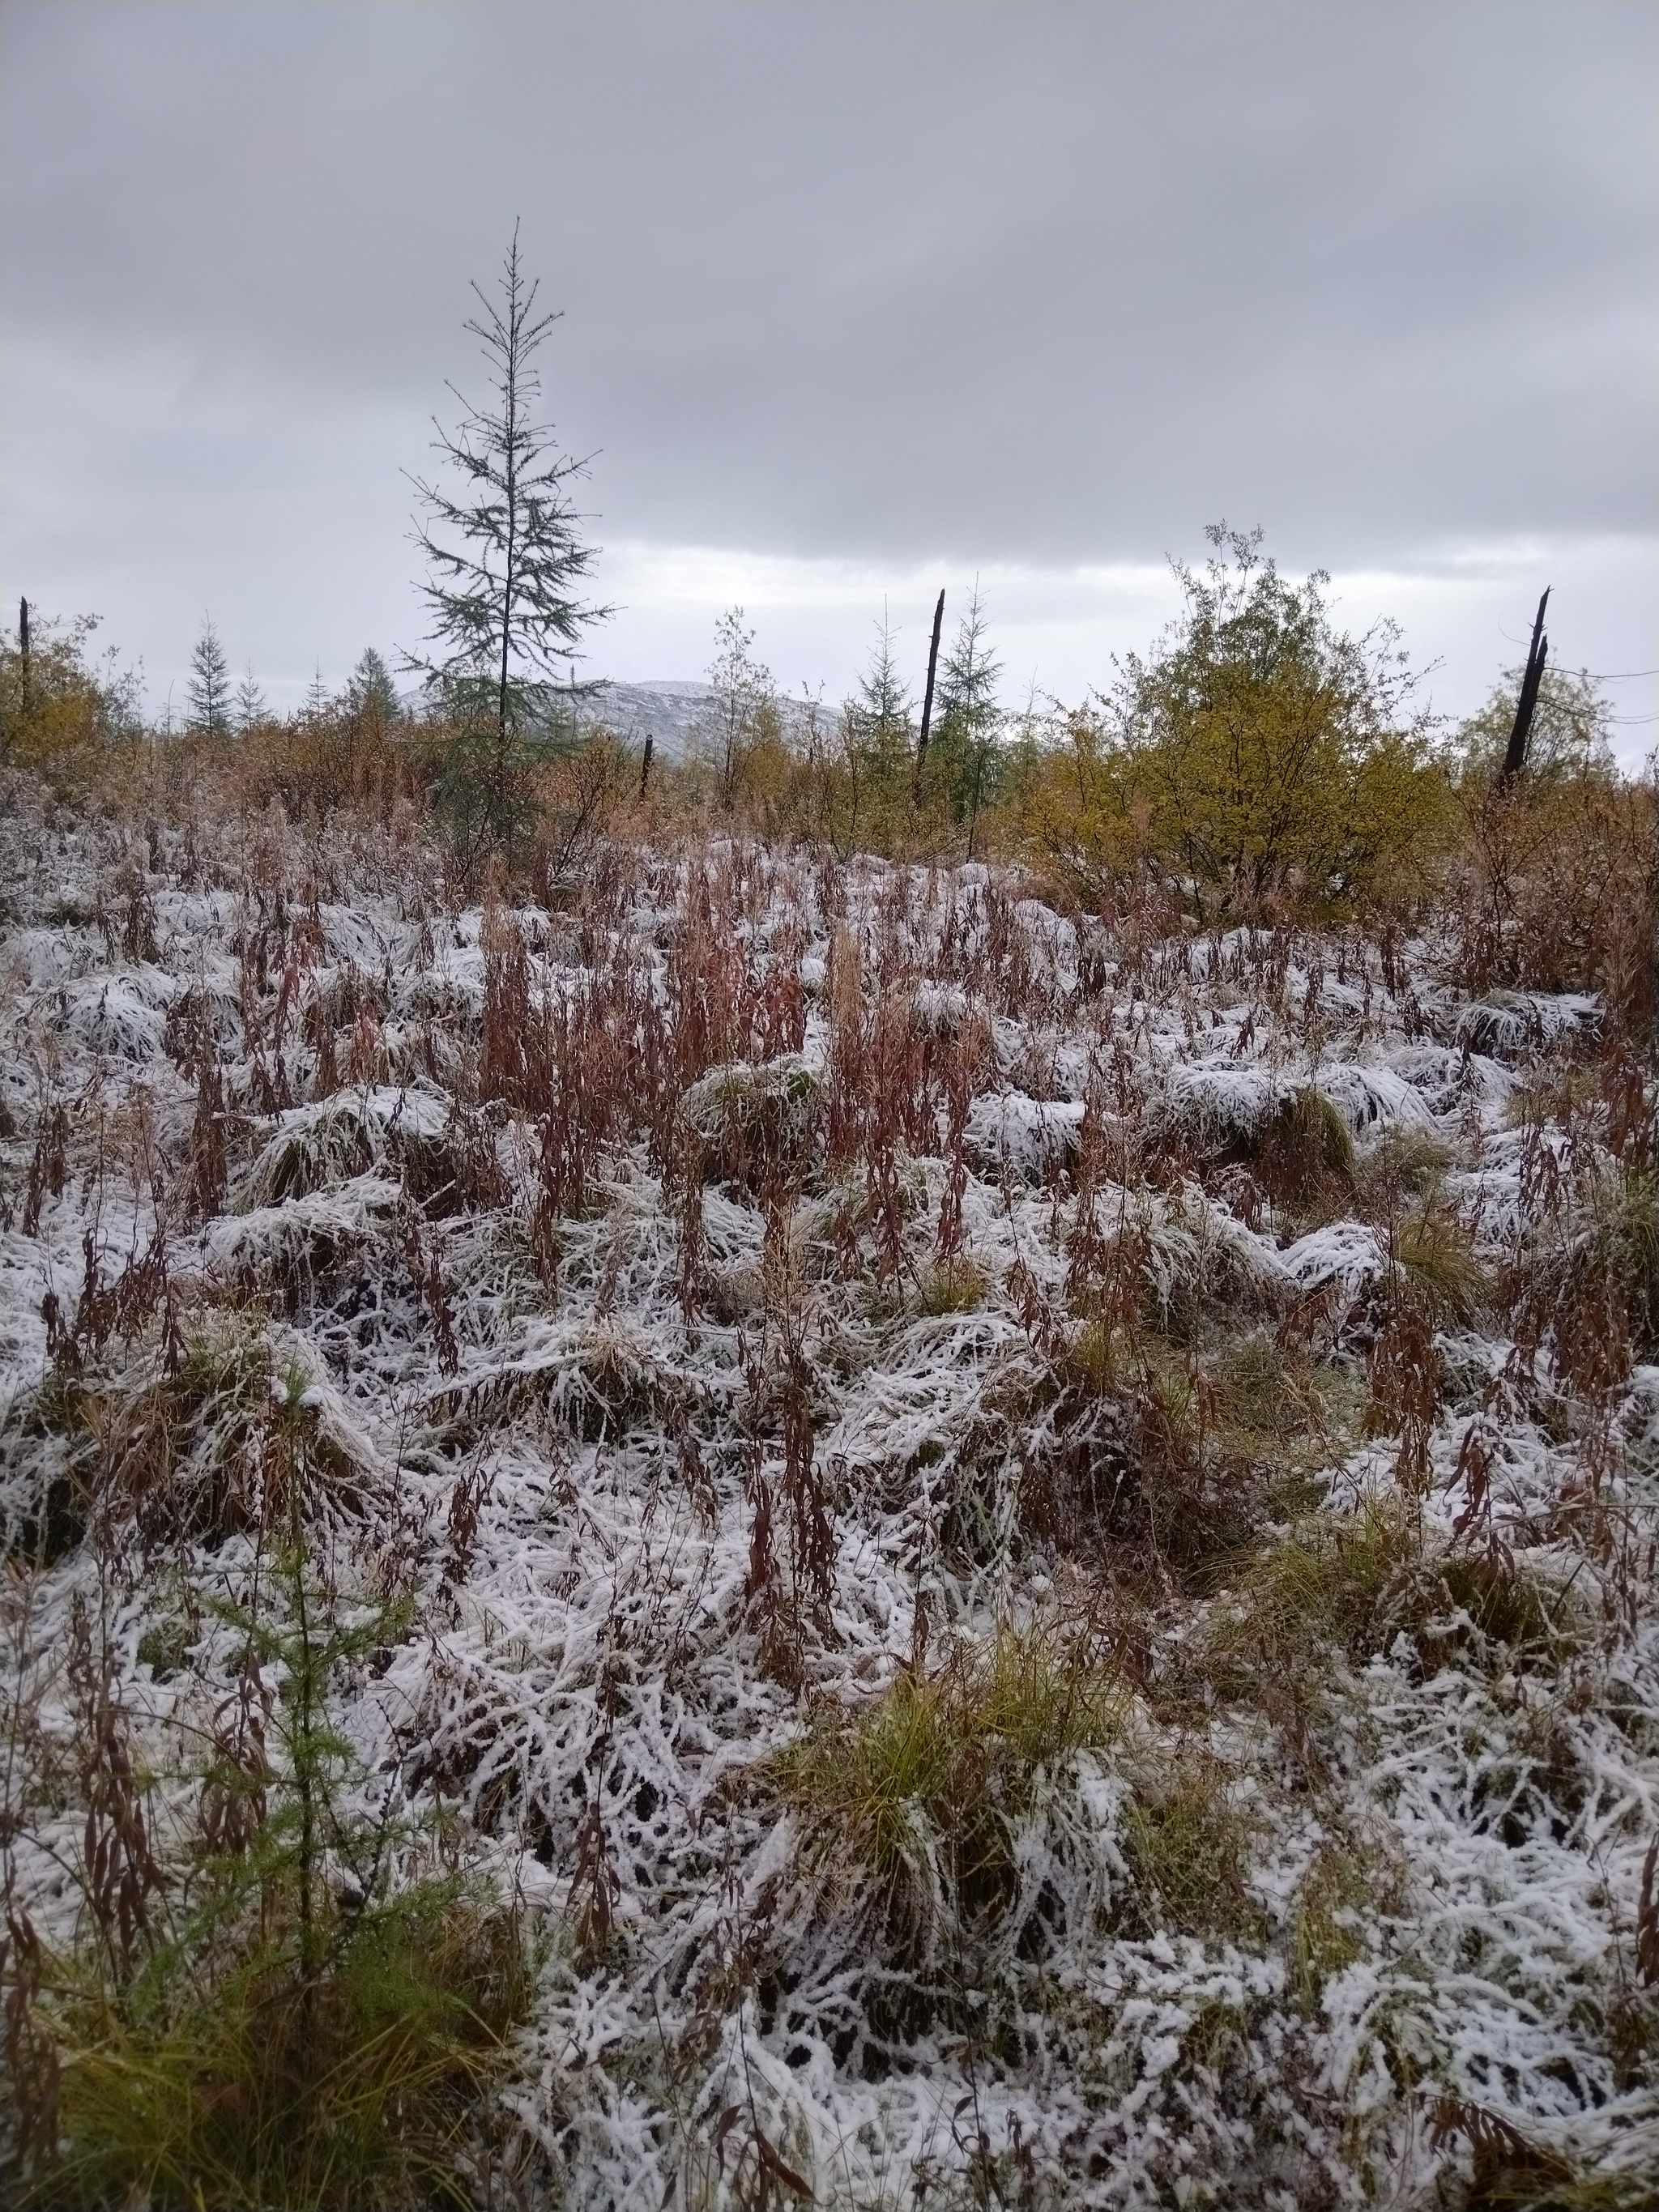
<box><xmin>1</xmin><ymin>804</ymin><xmax>1654</xmax><ymax>2208</ymax></box>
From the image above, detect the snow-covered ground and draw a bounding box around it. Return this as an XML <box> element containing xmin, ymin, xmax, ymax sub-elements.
<box><xmin>1</xmin><ymin>805</ymin><xmax>1654</xmax><ymax>2207</ymax></box>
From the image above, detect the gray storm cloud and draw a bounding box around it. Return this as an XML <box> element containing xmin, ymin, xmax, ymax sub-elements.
<box><xmin>2</xmin><ymin>0</ymin><xmax>1654</xmax><ymax>721</ymax></box>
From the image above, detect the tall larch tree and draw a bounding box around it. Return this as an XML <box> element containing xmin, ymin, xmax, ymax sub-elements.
<box><xmin>407</xmin><ymin>222</ymin><xmax>609</xmax><ymax>870</ymax></box>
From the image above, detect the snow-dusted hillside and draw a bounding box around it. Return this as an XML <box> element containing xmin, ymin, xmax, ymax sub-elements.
<box><xmin>574</xmin><ymin>680</ymin><xmax>834</xmax><ymax>761</ymax></box>
<box><xmin>1</xmin><ymin>803</ymin><xmax>1655</xmax><ymax>2208</ymax></box>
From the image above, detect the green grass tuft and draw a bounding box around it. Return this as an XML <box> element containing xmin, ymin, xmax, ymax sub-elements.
<box><xmin>774</xmin><ymin>1623</ymin><xmax>1123</xmax><ymax>1950</ymax></box>
<box><xmin>1392</xmin><ymin>1208</ymin><xmax>1490</xmax><ymax>1327</ymax></box>
<box><xmin>1120</xmin><ymin>1750</ymin><xmax>1259</xmax><ymax>1941</ymax></box>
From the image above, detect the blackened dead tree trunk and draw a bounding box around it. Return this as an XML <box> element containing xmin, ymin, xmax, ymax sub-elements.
<box><xmin>1500</xmin><ymin>588</ymin><xmax>1550</xmax><ymax>782</ymax></box>
<box><xmin>18</xmin><ymin>597</ymin><xmax>29</xmax><ymax>720</ymax></box>
<box><xmin>638</xmin><ymin>732</ymin><xmax>654</xmax><ymax>803</ymax></box>
<box><xmin>913</xmin><ymin>589</ymin><xmax>945</xmax><ymax>799</ymax></box>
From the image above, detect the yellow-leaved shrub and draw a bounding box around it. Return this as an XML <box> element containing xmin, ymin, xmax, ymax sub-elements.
<box><xmin>0</xmin><ymin>613</ymin><xmax>143</xmax><ymax>802</ymax></box>
<box><xmin>1023</xmin><ymin>526</ymin><xmax>1453</xmax><ymax>923</ymax></box>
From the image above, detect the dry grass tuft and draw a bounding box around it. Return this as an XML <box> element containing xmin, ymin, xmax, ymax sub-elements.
<box><xmin>915</xmin><ymin>1254</ymin><xmax>990</xmax><ymax>1316</ymax></box>
<box><xmin>1252</xmin><ymin>1086</ymin><xmax>1358</xmax><ymax>1222</ymax></box>
<box><xmin>1207</xmin><ymin>1500</ymin><xmax>1422</xmax><ymax>1680</ymax></box>
<box><xmin>1520</xmin><ymin>1165</ymin><xmax>1659</xmax><ymax>1395</ymax></box>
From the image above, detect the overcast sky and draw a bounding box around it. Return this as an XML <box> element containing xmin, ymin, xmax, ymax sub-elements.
<box><xmin>3</xmin><ymin>0</ymin><xmax>1656</xmax><ymax>748</ymax></box>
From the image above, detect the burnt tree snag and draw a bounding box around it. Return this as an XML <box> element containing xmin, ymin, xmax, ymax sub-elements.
<box><xmin>1500</xmin><ymin>588</ymin><xmax>1550</xmax><ymax>782</ymax></box>
<box><xmin>913</xmin><ymin>588</ymin><xmax>945</xmax><ymax>796</ymax></box>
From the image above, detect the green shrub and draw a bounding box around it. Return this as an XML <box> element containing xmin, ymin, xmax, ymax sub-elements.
<box><xmin>0</xmin><ymin>611</ymin><xmax>143</xmax><ymax>799</ymax></box>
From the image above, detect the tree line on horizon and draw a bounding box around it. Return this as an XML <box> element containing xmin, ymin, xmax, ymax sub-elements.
<box><xmin>168</xmin><ymin>626</ymin><xmax>406</xmax><ymax>745</ymax></box>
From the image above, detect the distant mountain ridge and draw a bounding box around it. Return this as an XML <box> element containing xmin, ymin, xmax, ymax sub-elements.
<box><xmin>570</xmin><ymin>680</ymin><xmax>834</xmax><ymax>760</ymax></box>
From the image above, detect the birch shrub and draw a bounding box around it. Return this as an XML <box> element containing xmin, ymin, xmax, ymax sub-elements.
<box><xmin>1022</xmin><ymin>525</ymin><xmax>1453</xmax><ymax>923</ymax></box>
